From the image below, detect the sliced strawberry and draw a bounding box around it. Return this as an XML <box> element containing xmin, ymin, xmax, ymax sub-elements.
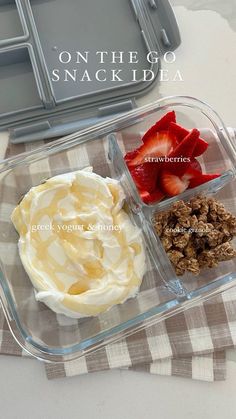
<box><xmin>124</xmin><ymin>149</ymin><xmax>140</xmax><ymax>163</ymax></box>
<box><xmin>194</xmin><ymin>140</ymin><xmax>209</xmax><ymax>157</ymax></box>
<box><xmin>189</xmin><ymin>173</ymin><xmax>220</xmax><ymax>188</ymax></box>
<box><xmin>160</xmin><ymin>170</ymin><xmax>189</xmax><ymax>197</ymax></box>
<box><xmin>147</xmin><ymin>189</ymin><xmax>165</xmax><ymax>204</ymax></box>
<box><xmin>140</xmin><ymin>188</ymin><xmax>165</xmax><ymax>204</ymax></box>
<box><xmin>139</xmin><ymin>190</ymin><xmax>150</xmax><ymax>202</ymax></box>
<box><xmin>181</xmin><ymin>166</ymin><xmax>201</xmax><ymax>183</ymax></box>
<box><xmin>124</xmin><ymin>149</ymin><xmax>141</xmax><ymax>168</ymax></box>
<box><xmin>130</xmin><ymin>162</ymin><xmax>160</xmax><ymax>193</ymax></box>
<box><xmin>169</xmin><ymin>122</ymin><xmax>208</xmax><ymax>157</ymax></box>
<box><xmin>129</xmin><ymin>131</ymin><xmax>177</xmax><ymax>167</ymax></box>
<box><xmin>169</xmin><ymin>122</ymin><xmax>189</xmax><ymax>143</ymax></box>
<box><xmin>169</xmin><ymin>128</ymin><xmax>200</xmax><ymax>158</ymax></box>
<box><xmin>142</xmin><ymin>111</ymin><xmax>176</xmax><ymax>143</ymax></box>
<box><xmin>190</xmin><ymin>157</ymin><xmax>202</xmax><ymax>172</ymax></box>
<box><xmin>164</xmin><ymin>129</ymin><xmax>200</xmax><ymax>176</ymax></box>
<box><xmin>182</xmin><ymin>166</ymin><xmax>220</xmax><ymax>189</ymax></box>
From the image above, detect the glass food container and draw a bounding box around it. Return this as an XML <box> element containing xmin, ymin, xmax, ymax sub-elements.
<box><xmin>1</xmin><ymin>96</ymin><xmax>236</xmax><ymax>363</ymax></box>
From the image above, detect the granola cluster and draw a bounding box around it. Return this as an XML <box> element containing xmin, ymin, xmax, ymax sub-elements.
<box><xmin>153</xmin><ymin>195</ymin><xmax>236</xmax><ymax>276</ymax></box>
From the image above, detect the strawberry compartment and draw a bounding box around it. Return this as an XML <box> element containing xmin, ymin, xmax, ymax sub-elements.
<box><xmin>109</xmin><ymin>97</ymin><xmax>236</xmax><ymax>209</ymax></box>
<box><xmin>108</xmin><ymin>96</ymin><xmax>236</xmax><ymax>295</ymax></box>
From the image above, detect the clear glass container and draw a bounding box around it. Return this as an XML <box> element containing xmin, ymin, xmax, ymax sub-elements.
<box><xmin>1</xmin><ymin>96</ymin><xmax>236</xmax><ymax>363</ymax></box>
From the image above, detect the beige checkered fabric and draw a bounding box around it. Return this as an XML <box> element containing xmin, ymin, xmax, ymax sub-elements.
<box><xmin>0</xmin><ymin>129</ymin><xmax>236</xmax><ymax>381</ymax></box>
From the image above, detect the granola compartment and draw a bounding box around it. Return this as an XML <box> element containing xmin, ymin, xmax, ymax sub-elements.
<box><xmin>152</xmin><ymin>195</ymin><xmax>236</xmax><ymax>277</ymax></box>
<box><xmin>146</xmin><ymin>181</ymin><xmax>236</xmax><ymax>295</ymax></box>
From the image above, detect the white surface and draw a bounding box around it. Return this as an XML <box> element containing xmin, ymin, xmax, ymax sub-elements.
<box><xmin>1</xmin><ymin>356</ymin><xmax>236</xmax><ymax>419</ymax></box>
<box><xmin>139</xmin><ymin>3</ymin><xmax>236</xmax><ymax>127</ymax></box>
<box><xmin>1</xmin><ymin>1</ymin><xmax>236</xmax><ymax>418</ymax></box>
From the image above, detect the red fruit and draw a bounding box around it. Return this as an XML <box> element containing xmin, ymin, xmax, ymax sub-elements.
<box><xmin>170</xmin><ymin>128</ymin><xmax>200</xmax><ymax>157</ymax></box>
<box><xmin>125</xmin><ymin>149</ymin><xmax>141</xmax><ymax>168</ymax></box>
<box><xmin>189</xmin><ymin>173</ymin><xmax>220</xmax><ymax>188</ymax></box>
<box><xmin>182</xmin><ymin>167</ymin><xmax>220</xmax><ymax>188</ymax></box>
<box><xmin>160</xmin><ymin>170</ymin><xmax>189</xmax><ymax>197</ymax></box>
<box><xmin>124</xmin><ymin>149</ymin><xmax>140</xmax><ymax>163</ymax></box>
<box><xmin>142</xmin><ymin>111</ymin><xmax>176</xmax><ymax>143</ymax></box>
<box><xmin>130</xmin><ymin>131</ymin><xmax>177</xmax><ymax>167</ymax></box>
<box><xmin>194</xmin><ymin>140</ymin><xmax>209</xmax><ymax>157</ymax></box>
<box><xmin>169</xmin><ymin>122</ymin><xmax>189</xmax><ymax>143</ymax></box>
<box><xmin>169</xmin><ymin>122</ymin><xmax>208</xmax><ymax>157</ymax></box>
<box><xmin>130</xmin><ymin>162</ymin><xmax>160</xmax><ymax>192</ymax></box>
<box><xmin>140</xmin><ymin>188</ymin><xmax>165</xmax><ymax>204</ymax></box>
<box><xmin>165</xmin><ymin>129</ymin><xmax>200</xmax><ymax>176</ymax></box>
<box><xmin>190</xmin><ymin>157</ymin><xmax>202</xmax><ymax>172</ymax></box>
<box><xmin>181</xmin><ymin>166</ymin><xmax>201</xmax><ymax>183</ymax></box>
<box><xmin>139</xmin><ymin>190</ymin><xmax>150</xmax><ymax>202</ymax></box>
<box><xmin>148</xmin><ymin>189</ymin><xmax>165</xmax><ymax>204</ymax></box>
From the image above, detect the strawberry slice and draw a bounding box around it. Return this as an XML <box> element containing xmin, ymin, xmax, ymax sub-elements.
<box><xmin>182</xmin><ymin>167</ymin><xmax>220</xmax><ymax>188</ymax></box>
<box><xmin>124</xmin><ymin>149</ymin><xmax>140</xmax><ymax>163</ymax></box>
<box><xmin>194</xmin><ymin>141</ymin><xmax>208</xmax><ymax>157</ymax></box>
<box><xmin>139</xmin><ymin>189</ymin><xmax>150</xmax><ymax>202</ymax></box>
<box><xmin>165</xmin><ymin>129</ymin><xmax>200</xmax><ymax>176</ymax></box>
<box><xmin>142</xmin><ymin>111</ymin><xmax>176</xmax><ymax>143</ymax></box>
<box><xmin>124</xmin><ymin>149</ymin><xmax>141</xmax><ymax>168</ymax></box>
<box><xmin>139</xmin><ymin>188</ymin><xmax>165</xmax><ymax>204</ymax></box>
<box><xmin>130</xmin><ymin>162</ymin><xmax>160</xmax><ymax>192</ymax></box>
<box><xmin>169</xmin><ymin>122</ymin><xmax>208</xmax><ymax>157</ymax></box>
<box><xmin>190</xmin><ymin>157</ymin><xmax>202</xmax><ymax>173</ymax></box>
<box><xmin>188</xmin><ymin>172</ymin><xmax>220</xmax><ymax>188</ymax></box>
<box><xmin>189</xmin><ymin>173</ymin><xmax>220</xmax><ymax>188</ymax></box>
<box><xmin>160</xmin><ymin>170</ymin><xmax>189</xmax><ymax>197</ymax></box>
<box><xmin>169</xmin><ymin>128</ymin><xmax>200</xmax><ymax>158</ymax></box>
<box><xmin>129</xmin><ymin>131</ymin><xmax>177</xmax><ymax>167</ymax></box>
<box><xmin>169</xmin><ymin>122</ymin><xmax>189</xmax><ymax>143</ymax></box>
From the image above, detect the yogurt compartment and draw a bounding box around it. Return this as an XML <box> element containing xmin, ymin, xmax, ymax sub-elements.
<box><xmin>1</xmin><ymin>96</ymin><xmax>236</xmax><ymax>362</ymax></box>
<box><xmin>11</xmin><ymin>168</ymin><xmax>146</xmax><ymax>318</ymax></box>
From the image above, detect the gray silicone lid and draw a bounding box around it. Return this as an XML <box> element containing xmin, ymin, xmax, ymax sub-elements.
<box><xmin>0</xmin><ymin>0</ymin><xmax>180</xmax><ymax>142</ymax></box>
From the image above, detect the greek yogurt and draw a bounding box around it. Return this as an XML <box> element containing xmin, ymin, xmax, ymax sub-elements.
<box><xmin>11</xmin><ymin>167</ymin><xmax>146</xmax><ymax>318</ymax></box>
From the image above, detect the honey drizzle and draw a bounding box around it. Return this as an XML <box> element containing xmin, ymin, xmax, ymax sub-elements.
<box><xmin>12</xmin><ymin>174</ymin><xmax>143</xmax><ymax>310</ymax></box>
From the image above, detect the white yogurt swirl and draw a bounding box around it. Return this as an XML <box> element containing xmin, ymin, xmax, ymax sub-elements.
<box><xmin>11</xmin><ymin>167</ymin><xmax>146</xmax><ymax>318</ymax></box>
